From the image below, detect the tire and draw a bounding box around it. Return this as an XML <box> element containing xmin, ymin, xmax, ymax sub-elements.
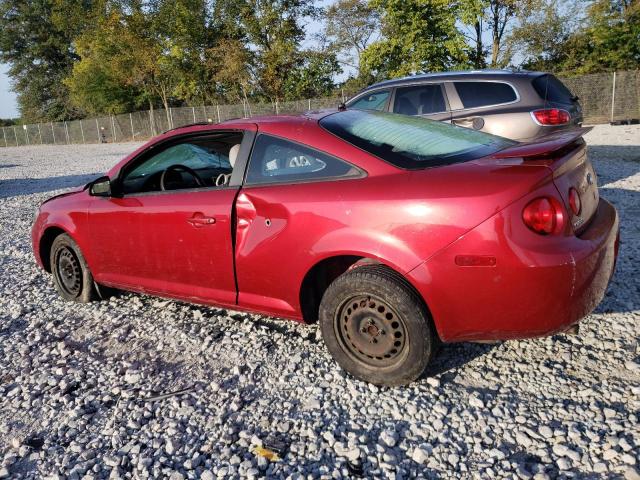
<box><xmin>50</xmin><ymin>233</ymin><xmax>99</xmax><ymax>303</ymax></box>
<box><xmin>319</xmin><ymin>265</ymin><xmax>435</xmax><ymax>386</ymax></box>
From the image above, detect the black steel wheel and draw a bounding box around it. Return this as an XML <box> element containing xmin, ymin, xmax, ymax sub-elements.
<box><xmin>320</xmin><ymin>265</ymin><xmax>435</xmax><ymax>386</ymax></box>
<box><xmin>50</xmin><ymin>233</ymin><xmax>99</xmax><ymax>302</ymax></box>
<box><xmin>54</xmin><ymin>246</ymin><xmax>83</xmax><ymax>296</ymax></box>
<box><xmin>335</xmin><ymin>294</ymin><xmax>408</xmax><ymax>368</ymax></box>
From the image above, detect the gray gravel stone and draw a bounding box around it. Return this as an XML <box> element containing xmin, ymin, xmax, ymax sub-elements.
<box><xmin>0</xmin><ymin>125</ymin><xmax>637</xmax><ymax>477</ymax></box>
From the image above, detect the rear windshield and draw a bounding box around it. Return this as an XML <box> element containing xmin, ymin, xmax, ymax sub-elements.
<box><xmin>532</xmin><ymin>74</ymin><xmax>576</xmax><ymax>104</ymax></box>
<box><xmin>320</xmin><ymin>110</ymin><xmax>515</xmax><ymax>169</ymax></box>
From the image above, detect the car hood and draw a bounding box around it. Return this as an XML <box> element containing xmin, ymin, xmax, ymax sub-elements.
<box><xmin>40</xmin><ymin>187</ymin><xmax>85</xmax><ymax>206</ymax></box>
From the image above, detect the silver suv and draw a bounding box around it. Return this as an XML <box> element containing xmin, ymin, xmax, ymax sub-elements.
<box><xmin>345</xmin><ymin>70</ymin><xmax>583</xmax><ymax>141</ymax></box>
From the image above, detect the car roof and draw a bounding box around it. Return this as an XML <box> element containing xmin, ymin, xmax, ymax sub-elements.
<box><xmin>160</xmin><ymin>110</ymin><xmax>338</xmax><ymax>138</ymax></box>
<box><xmin>358</xmin><ymin>69</ymin><xmax>546</xmax><ymax>93</ymax></box>
<box><xmin>221</xmin><ymin>110</ymin><xmax>337</xmax><ymax>126</ymax></box>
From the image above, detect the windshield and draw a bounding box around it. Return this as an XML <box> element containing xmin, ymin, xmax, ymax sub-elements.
<box><xmin>320</xmin><ymin>110</ymin><xmax>515</xmax><ymax>169</ymax></box>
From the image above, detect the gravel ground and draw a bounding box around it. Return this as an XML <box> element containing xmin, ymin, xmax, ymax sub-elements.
<box><xmin>0</xmin><ymin>125</ymin><xmax>639</xmax><ymax>480</ymax></box>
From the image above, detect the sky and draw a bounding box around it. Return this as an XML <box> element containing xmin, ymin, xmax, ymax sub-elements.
<box><xmin>0</xmin><ymin>63</ymin><xmax>19</xmax><ymax>119</ymax></box>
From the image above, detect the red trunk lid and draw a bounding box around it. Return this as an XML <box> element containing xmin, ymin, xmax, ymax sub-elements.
<box><xmin>492</xmin><ymin>128</ymin><xmax>599</xmax><ymax>234</ymax></box>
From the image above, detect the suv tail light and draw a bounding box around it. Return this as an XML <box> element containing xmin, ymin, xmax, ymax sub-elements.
<box><xmin>522</xmin><ymin>197</ymin><xmax>565</xmax><ymax>235</ymax></box>
<box><xmin>568</xmin><ymin>187</ymin><xmax>581</xmax><ymax>215</ymax></box>
<box><xmin>531</xmin><ymin>108</ymin><xmax>571</xmax><ymax>125</ymax></box>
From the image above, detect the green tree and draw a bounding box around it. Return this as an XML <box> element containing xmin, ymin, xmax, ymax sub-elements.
<box><xmin>360</xmin><ymin>0</ymin><xmax>470</xmax><ymax>80</ymax></box>
<box><xmin>513</xmin><ymin>0</ymin><xmax>639</xmax><ymax>74</ymax></box>
<box><xmin>459</xmin><ymin>0</ymin><xmax>536</xmax><ymax>68</ymax></box>
<box><xmin>506</xmin><ymin>0</ymin><xmax>580</xmax><ymax>72</ymax></box>
<box><xmin>0</xmin><ymin>0</ymin><xmax>95</xmax><ymax>121</ymax></box>
<box><xmin>206</xmin><ymin>37</ymin><xmax>255</xmax><ymax>104</ymax></box>
<box><xmin>238</xmin><ymin>0</ymin><xmax>317</xmax><ymax>102</ymax></box>
<box><xmin>324</xmin><ymin>0</ymin><xmax>379</xmax><ymax>73</ymax></box>
<box><xmin>283</xmin><ymin>49</ymin><xmax>341</xmax><ymax>99</ymax></box>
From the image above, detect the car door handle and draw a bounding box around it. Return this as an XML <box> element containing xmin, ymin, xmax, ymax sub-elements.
<box><xmin>453</xmin><ymin>117</ymin><xmax>485</xmax><ymax>130</ymax></box>
<box><xmin>187</xmin><ymin>213</ymin><xmax>216</xmax><ymax>227</ymax></box>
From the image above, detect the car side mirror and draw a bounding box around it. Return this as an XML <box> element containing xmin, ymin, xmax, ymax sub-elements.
<box><xmin>89</xmin><ymin>176</ymin><xmax>112</xmax><ymax>197</ymax></box>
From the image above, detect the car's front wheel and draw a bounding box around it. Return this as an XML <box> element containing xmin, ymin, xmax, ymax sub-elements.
<box><xmin>319</xmin><ymin>265</ymin><xmax>435</xmax><ymax>386</ymax></box>
<box><xmin>50</xmin><ymin>233</ymin><xmax>100</xmax><ymax>303</ymax></box>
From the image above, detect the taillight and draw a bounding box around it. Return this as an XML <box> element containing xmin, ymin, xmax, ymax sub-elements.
<box><xmin>568</xmin><ymin>187</ymin><xmax>581</xmax><ymax>215</ymax></box>
<box><xmin>531</xmin><ymin>108</ymin><xmax>571</xmax><ymax>125</ymax></box>
<box><xmin>522</xmin><ymin>197</ymin><xmax>564</xmax><ymax>235</ymax></box>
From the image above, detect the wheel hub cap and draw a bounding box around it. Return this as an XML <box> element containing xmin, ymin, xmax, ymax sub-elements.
<box><xmin>335</xmin><ymin>294</ymin><xmax>407</xmax><ymax>367</ymax></box>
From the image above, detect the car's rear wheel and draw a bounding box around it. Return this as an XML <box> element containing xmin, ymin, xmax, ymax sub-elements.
<box><xmin>319</xmin><ymin>265</ymin><xmax>435</xmax><ymax>386</ymax></box>
<box><xmin>50</xmin><ymin>233</ymin><xmax>100</xmax><ymax>303</ymax></box>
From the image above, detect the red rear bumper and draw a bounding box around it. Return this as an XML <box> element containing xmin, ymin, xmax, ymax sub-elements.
<box><xmin>409</xmin><ymin>198</ymin><xmax>619</xmax><ymax>342</ymax></box>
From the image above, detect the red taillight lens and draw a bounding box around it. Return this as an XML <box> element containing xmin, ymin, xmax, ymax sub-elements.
<box><xmin>568</xmin><ymin>187</ymin><xmax>581</xmax><ymax>215</ymax></box>
<box><xmin>522</xmin><ymin>197</ymin><xmax>563</xmax><ymax>235</ymax></box>
<box><xmin>532</xmin><ymin>108</ymin><xmax>571</xmax><ymax>125</ymax></box>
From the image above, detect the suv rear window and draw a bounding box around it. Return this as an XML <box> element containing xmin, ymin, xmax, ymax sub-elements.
<box><xmin>320</xmin><ymin>110</ymin><xmax>514</xmax><ymax>169</ymax></box>
<box><xmin>532</xmin><ymin>74</ymin><xmax>576</xmax><ymax>104</ymax></box>
<box><xmin>454</xmin><ymin>82</ymin><xmax>517</xmax><ymax>108</ymax></box>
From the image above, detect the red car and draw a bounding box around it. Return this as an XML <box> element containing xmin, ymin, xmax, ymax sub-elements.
<box><xmin>32</xmin><ymin>110</ymin><xmax>619</xmax><ymax>386</ymax></box>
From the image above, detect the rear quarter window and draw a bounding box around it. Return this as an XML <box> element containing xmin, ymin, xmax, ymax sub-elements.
<box><xmin>532</xmin><ymin>74</ymin><xmax>576</xmax><ymax>104</ymax></box>
<box><xmin>246</xmin><ymin>134</ymin><xmax>362</xmax><ymax>185</ymax></box>
<box><xmin>393</xmin><ymin>84</ymin><xmax>447</xmax><ymax>115</ymax></box>
<box><xmin>454</xmin><ymin>81</ymin><xmax>518</xmax><ymax>108</ymax></box>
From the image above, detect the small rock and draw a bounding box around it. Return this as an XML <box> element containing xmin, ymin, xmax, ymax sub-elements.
<box><xmin>412</xmin><ymin>446</ymin><xmax>430</xmax><ymax>464</ymax></box>
<box><xmin>593</xmin><ymin>462</ymin><xmax>607</xmax><ymax>473</ymax></box>
<box><xmin>469</xmin><ymin>394</ymin><xmax>484</xmax><ymax>408</ymax></box>
<box><xmin>516</xmin><ymin>431</ymin><xmax>532</xmax><ymax>448</ymax></box>
<box><xmin>539</xmin><ymin>426</ymin><xmax>553</xmax><ymax>439</ymax></box>
<box><xmin>426</xmin><ymin>377</ymin><xmax>440</xmax><ymax>388</ymax></box>
<box><xmin>556</xmin><ymin>458</ymin><xmax>571</xmax><ymax>470</ymax></box>
<box><xmin>379</xmin><ymin>430</ymin><xmax>397</xmax><ymax>448</ymax></box>
<box><xmin>625</xmin><ymin>467</ymin><xmax>640</xmax><ymax>480</ymax></box>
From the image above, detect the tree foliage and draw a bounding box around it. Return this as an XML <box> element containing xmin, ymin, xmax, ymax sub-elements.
<box><xmin>0</xmin><ymin>0</ymin><xmax>638</xmax><ymax>121</ymax></box>
<box><xmin>360</xmin><ymin>0</ymin><xmax>471</xmax><ymax>80</ymax></box>
<box><xmin>324</xmin><ymin>0</ymin><xmax>379</xmax><ymax>72</ymax></box>
<box><xmin>511</xmin><ymin>0</ymin><xmax>639</xmax><ymax>74</ymax></box>
<box><xmin>0</xmin><ymin>0</ymin><xmax>95</xmax><ymax>121</ymax></box>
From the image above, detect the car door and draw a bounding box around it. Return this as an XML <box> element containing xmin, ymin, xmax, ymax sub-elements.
<box><xmin>390</xmin><ymin>83</ymin><xmax>451</xmax><ymax>122</ymax></box>
<box><xmin>88</xmin><ymin>128</ymin><xmax>256</xmax><ymax>306</ymax></box>
<box><xmin>234</xmin><ymin>133</ymin><xmax>365</xmax><ymax>318</ymax></box>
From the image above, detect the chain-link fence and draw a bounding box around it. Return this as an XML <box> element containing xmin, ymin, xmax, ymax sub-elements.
<box><xmin>0</xmin><ymin>92</ymin><xmax>349</xmax><ymax>148</ymax></box>
<box><xmin>1</xmin><ymin>71</ymin><xmax>638</xmax><ymax>148</ymax></box>
<box><xmin>559</xmin><ymin>70</ymin><xmax>640</xmax><ymax>125</ymax></box>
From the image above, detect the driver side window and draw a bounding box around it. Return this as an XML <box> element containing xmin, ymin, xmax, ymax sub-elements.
<box><xmin>120</xmin><ymin>133</ymin><xmax>242</xmax><ymax>195</ymax></box>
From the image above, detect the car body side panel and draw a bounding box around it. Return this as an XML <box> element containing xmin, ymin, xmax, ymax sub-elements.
<box><xmin>234</xmin><ymin>152</ymin><xmax>553</xmax><ymax>320</ymax></box>
<box><xmin>32</xmin><ymin>191</ymin><xmax>91</xmax><ymax>270</ymax></box>
<box><xmin>409</xmin><ymin>190</ymin><xmax>618</xmax><ymax>342</ymax></box>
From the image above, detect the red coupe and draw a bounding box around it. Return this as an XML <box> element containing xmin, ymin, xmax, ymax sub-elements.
<box><xmin>32</xmin><ymin>110</ymin><xmax>619</xmax><ymax>385</ymax></box>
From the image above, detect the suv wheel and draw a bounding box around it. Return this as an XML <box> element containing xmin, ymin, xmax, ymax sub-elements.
<box><xmin>319</xmin><ymin>265</ymin><xmax>435</xmax><ymax>386</ymax></box>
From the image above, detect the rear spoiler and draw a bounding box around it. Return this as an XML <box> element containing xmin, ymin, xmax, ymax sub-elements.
<box><xmin>492</xmin><ymin>127</ymin><xmax>592</xmax><ymax>159</ymax></box>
